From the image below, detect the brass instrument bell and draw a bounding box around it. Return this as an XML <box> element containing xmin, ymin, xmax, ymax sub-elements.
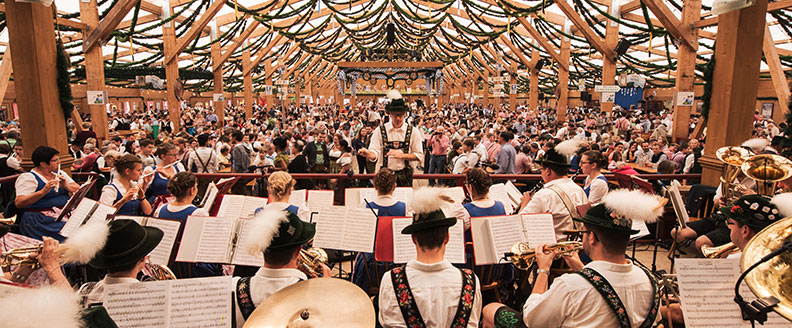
<box><xmin>741</xmin><ymin>154</ymin><xmax>792</xmax><ymax>196</ymax></box>
<box><xmin>740</xmin><ymin>216</ymin><xmax>792</xmax><ymax>321</ymax></box>
<box><xmin>297</xmin><ymin>247</ymin><xmax>328</xmax><ymax>277</ymax></box>
<box><xmin>505</xmin><ymin>241</ymin><xmax>583</xmax><ymax>270</ymax></box>
<box><xmin>701</xmin><ymin>242</ymin><xmax>740</xmax><ymax>258</ymax></box>
<box><xmin>716</xmin><ymin>146</ymin><xmax>752</xmax><ymax>203</ymax></box>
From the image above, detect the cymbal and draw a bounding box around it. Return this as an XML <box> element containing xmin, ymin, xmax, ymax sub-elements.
<box><xmin>243</xmin><ymin>278</ymin><xmax>375</xmax><ymax>328</ymax></box>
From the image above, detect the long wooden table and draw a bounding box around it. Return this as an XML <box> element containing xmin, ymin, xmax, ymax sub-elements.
<box><xmin>626</xmin><ymin>162</ymin><xmax>658</xmax><ymax>174</ymax></box>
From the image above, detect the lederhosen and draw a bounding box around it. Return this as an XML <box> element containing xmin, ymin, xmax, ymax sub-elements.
<box><xmin>575</xmin><ymin>266</ymin><xmax>660</xmax><ymax>328</ymax></box>
<box><xmin>390</xmin><ymin>265</ymin><xmax>476</xmax><ymax>328</ymax></box>
<box><xmin>381</xmin><ymin>124</ymin><xmax>414</xmax><ymax>187</ymax></box>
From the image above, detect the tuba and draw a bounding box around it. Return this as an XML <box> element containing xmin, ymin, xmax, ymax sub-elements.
<box><xmin>716</xmin><ymin>146</ymin><xmax>752</xmax><ymax>203</ymax></box>
<box><xmin>505</xmin><ymin>241</ymin><xmax>583</xmax><ymax>270</ymax></box>
<box><xmin>297</xmin><ymin>247</ymin><xmax>329</xmax><ymax>277</ymax></box>
<box><xmin>740</xmin><ymin>216</ymin><xmax>792</xmax><ymax>321</ymax></box>
<box><xmin>741</xmin><ymin>154</ymin><xmax>792</xmax><ymax>196</ymax></box>
<box><xmin>701</xmin><ymin>242</ymin><xmax>740</xmax><ymax>258</ymax></box>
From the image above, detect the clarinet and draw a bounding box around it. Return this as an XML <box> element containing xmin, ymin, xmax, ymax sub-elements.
<box><xmin>528</xmin><ymin>180</ymin><xmax>544</xmax><ymax>196</ymax></box>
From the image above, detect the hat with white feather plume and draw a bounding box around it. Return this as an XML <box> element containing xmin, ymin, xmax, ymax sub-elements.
<box><xmin>89</xmin><ymin>219</ymin><xmax>163</xmax><ymax>270</ymax></box>
<box><xmin>401</xmin><ymin>187</ymin><xmax>457</xmax><ymax>234</ymax></box>
<box><xmin>742</xmin><ymin>138</ymin><xmax>769</xmax><ymax>153</ymax></box>
<box><xmin>535</xmin><ymin>139</ymin><xmax>587</xmax><ymax>168</ymax></box>
<box><xmin>61</xmin><ymin>218</ymin><xmax>110</xmax><ymax>264</ymax></box>
<box><xmin>247</xmin><ymin>207</ymin><xmax>315</xmax><ymax>254</ymax></box>
<box><xmin>385</xmin><ymin>89</ymin><xmax>408</xmax><ymax>113</ymax></box>
<box><xmin>577</xmin><ymin>189</ymin><xmax>665</xmax><ymax>234</ymax></box>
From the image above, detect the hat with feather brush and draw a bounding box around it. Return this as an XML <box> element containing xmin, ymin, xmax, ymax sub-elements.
<box><xmin>535</xmin><ymin>139</ymin><xmax>587</xmax><ymax>168</ymax></box>
<box><xmin>401</xmin><ymin>187</ymin><xmax>458</xmax><ymax>234</ymax></box>
<box><xmin>247</xmin><ymin>207</ymin><xmax>315</xmax><ymax>254</ymax></box>
<box><xmin>577</xmin><ymin>189</ymin><xmax>666</xmax><ymax>234</ymax></box>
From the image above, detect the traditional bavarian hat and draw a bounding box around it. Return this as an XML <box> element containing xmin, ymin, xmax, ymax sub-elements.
<box><xmin>401</xmin><ymin>187</ymin><xmax>457</xmax><ymax>234</ymax></box>
<box><xmin>535</xmin><ymin>139</ymin><xmax>586</xmax><ymax>168</ymax></box>
<box><xmin>247</xmin><ymin>207</ymin><xmax>316</xmax><ymax>254</ymax></box>
<box><xmin>89</xmin><ymin>219</ymin><xmax>163</xmax><ymax>270</ymax></box>
<box><xmin>719</xmin><ymin>194</ymin><xmax>788</xmax><ymax>232</ymax></box>
<box><xmin>385</xmin><ymin>90</ymin><xmax>409</xmax><ymax>113</ymax></box>
<box><xmin>577</xmin><ymin>189</ymin><xmax>664</xmax><ymax>234</ymax></box>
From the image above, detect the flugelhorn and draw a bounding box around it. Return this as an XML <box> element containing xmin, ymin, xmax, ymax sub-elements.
<box><xmin>741</xmin><ymin>154</ymin><xmax>792</xmax><ymax>196</ymax></box>
<box><xmin>701</xmin><ymin>242</ymin><xmax>740</xmax><ymax>258</ymax></box>
<box><xmin>1</xmin><ymin>245</ymin><xmax>68</xmax><ymax>270</ymax></box>
<box><xmin>297</xmin><ymin>247</ymin><xmax>329</xmax><ymax>277</ymax></box>
<box><xmin>504</xmin><ymin>241</ymin><xmax>583</xmax><ymax>270</ymax></box>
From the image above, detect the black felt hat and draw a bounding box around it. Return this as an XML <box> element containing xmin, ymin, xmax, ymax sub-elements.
<box><xmin>385</xmin><ymin>90</ymin><xmax>409</xmax><ymax>113</ymax></box>
<box><xmin>248</xmin><ymin>208</ymin><xmax>316</xmax><ymax>254</ymax></box>
<box><xmin>535</xmin><ymin>148</ymin><xmax>570</xmax><ymax>167</ymax></box>
<box><xmin>719</xmin><ymin>194</ymin><xmax>781</xmax><ymax>232</ymax></box>
<box><xmin>89</xmin><ymin>219</ymin><xmax>163</xmax><ymax>270</ymax></box>
<box><xmin>401</xmin><ymin>187</ymin><xmax>457</xmax><ymax>234</ymax></box>
<box><xmin>575</xmin><ymin>189</ymin><xmax>664</xmax><ymax>234</ymax></box>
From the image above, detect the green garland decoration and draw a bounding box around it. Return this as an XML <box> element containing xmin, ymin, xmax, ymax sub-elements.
<box><xmin>700</xmin><ymin>48</ymin><xmax>716</xmax><ymax>121</ymax></box>
<box><xmin>56</xmin><ymin>39</ymin><xmax>74</xmax><ymax>124</ymax></box>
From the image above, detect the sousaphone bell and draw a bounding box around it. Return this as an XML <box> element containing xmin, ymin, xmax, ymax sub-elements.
<box><xmin>741</xmin><ymin>216</ymin><xmax>792</xmax><ymax>321</ymax></box>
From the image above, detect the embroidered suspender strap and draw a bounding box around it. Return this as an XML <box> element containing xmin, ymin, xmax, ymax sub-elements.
<box><xmin>390</xmin><ymin>265</ymin><xmax>427</xmax><ymax>328</ymax></box>
<box><xmin>575</xmin><ymin>267</ymin><xmax>660</xmax><ymax>328</ymax></box>
<box><xmin>450</xmin><ymin>268</ymin><xmax>477</xmax><ymax>328</ymax></box>
<box><xmin>547</xmin><ymin>185</ymin><xmax>581</xmax><ymax>219</ymax></box>
<box><xmin>381</xmin><ymin>124</ymin><xmax>390</xmax><ymax>168</ymax></box>
<box><xmin>380</xmin><ymin>124</ymin><xmax>413</xmax><ymax>169</ymax></box>
<box><xmin>236</xmin><ymin>276</ymin><xmax>256</xmax><ymax>320</ymax></box>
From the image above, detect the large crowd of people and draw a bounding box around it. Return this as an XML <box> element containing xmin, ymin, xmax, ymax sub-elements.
<box><xmin>0</xmin><ymin>90</ymin><xmax>790</xmax><ymax>328</ymax></box>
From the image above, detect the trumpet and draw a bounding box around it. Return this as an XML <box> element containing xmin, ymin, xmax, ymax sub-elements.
<box><xmin>701</xmin><ymin>242</ymin><xmax>740</xmax><ymax>258</ymax></box>
<box><xmin>297</xmin><ymin>247</ymin><xmax>329</xmax><ymax>277</ymax></box>
<box><xmin>1</xmin><ymin>245</ymin><xmax>65</xmax><ymax>270</ymax></box>
<box><xmin>504</xmin><ymin>241</ymin><xmax>583</xmax><ymax>270</ymax></box>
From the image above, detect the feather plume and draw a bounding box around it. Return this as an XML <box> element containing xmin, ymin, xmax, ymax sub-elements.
<box><xmin>771</xmin><ymin>193</ymin><xmax>792</xmax><ymax>218</ymax></box>
<box><xmin>555</xmin><ymin>139</ymin><xmax>586</xmax><ymax>157</ymax></box>
<box><xmin>61</xmin><ymin>219</ymin><xmax>109</xmax><ymax>264</ymax></box>
<box><xmin>741</xmin><ymin>138</ymin><xmax>769</xmax><ymax>153</ymax></box>
<box><xmin>246</xmin><ymin>207</ymin><xmax>290</xmax><ymax>255</ymax></box>
<box><xmin>0</xmin><ymin>285</ymin><xmax>82</xmax><ymax>328</ymax></box>
<box><xmin>386</xmin><ymin>89</ymin><xmax>402</xmax><ymax>100</ymax></box>
<box><xmin>410</xmin><ymin>187</ymin><xmax>453</xmax><ymax>215</ymax></box>
<box><xmin>602</xmin><ymin>189</ymin><xmax>663</xmax><ymax>223</ymax></box>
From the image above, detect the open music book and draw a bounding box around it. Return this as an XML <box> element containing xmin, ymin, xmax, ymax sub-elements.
<box><xmin>114</xmin><ymin>215</ymin><xmax>182</xmax><ymax>266</ymax></box>
<box><xmin>391</xmin><ymin>218</ymin><xmax>466</xmax><ymax>264</ymax></box>
<box><xmin>346</xmin><ymin>187</ymin><xmax>413</xmax><ymax>207</ymax></box>
<box><xmin>175</xmin><ymin>216</ymin><xmax>263</xmax><ymax>267</ymax></box>
<box><xmin>307</xmin><ymin>190</ymin><xmax>334</xmax><ymax>211</ymax></box>
<box><xmin>676</xmin><ymin>258</ymin><xmax>789</xmax><ymax>327</ymax></box>
<box><xmin>489</xmin><ymin>183</ymin><xmax>522</xmax><ymax>213</ymax></box>
<box><xmin>59</xmin><ymin>198</ymin><xmax>116</xmax><ymax>238</ymax></box>
<box><xmin>313</xmin><ymin>206</ymin><xmax>378</xmax><ymax>252</ymax></box>
<box><xmin>55</xmin><ymin>177</ymin><xmax>96</xmax><ymax>222</ymax></box>
<box><xmin>103</xmin><ymin>276</ymin><xmax>232</xmax><ymax>328</ymax></box>
<box><xmin>668</xmin><ymin>180</ymin><xmax>689</xmax><ymax>228</ymax></box>
<box><xmin>216</xmin><ymin>195</ymin><xmax>267</xmax><ymax>218</ymax></box>
<box><xmin>470</xmin><ymin>213</ymin><xmax>557</xmax><ymax>265</ymax></box>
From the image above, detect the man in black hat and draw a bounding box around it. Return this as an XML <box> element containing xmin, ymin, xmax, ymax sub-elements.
<box><xmin>232</xmin><ymin>209</ymin><xmax>329</xmax><ymax>328</ymax></box>
<box><xmin>723</xmin><ymin>194</ymin><xmax>787</xmax><ymax>259</ymax></box>
<box><xmin>378</xmin><ymin>188</ymin><xmax>482</xmax><ymax>327</ymax></box>
<box><xmin>358</xmin><ymin>90</ymin><xmax>424</xmax><ymax>187</ymax></box>
<box><xmin>518</xmin><ymin>140</ymin><xmax>587</xmax><ymax>240</ymax></box>
<box><xmin>79</xmin><ymin>219</ymin><xmax>164</xmax><ymax>307</ymax></box>
<box><xmin>484</xmin><ymin>190</ymin><xmax>662</xmax><ymax>328</ymax></box>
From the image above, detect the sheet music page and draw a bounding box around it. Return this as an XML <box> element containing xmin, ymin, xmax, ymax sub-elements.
<box><xmin>344</xmin><ymin>188</ymin><xmax>360</xmax><ymax>207</ymax></box>
<box><xmin>168</xmin><ymin>276</ymin><xmax>232</xmax><ymax>328</ymax></box>
<box><xmin>194</xmin><ymin>217</ymin><xmax>234</xmax><ymax>263</ymax></box>
<box><xmin>489</xmin><ymin>184</ymin><xmax>515</xmax><ymax>211</ymax></box>
<box><xmin>392</xmin><ymin>218</ymin><xmax>465</xmax><ymax>264</ymax></box>
<box><xmin>358</xmin><ymin>188</ymin><xmax>378</xmax><ymax>206</ymax></box>
<box><xmin>442</xmin><ymin>187</ymin><xmax>466</xmax><ymax>204</ymax></box>
<box><xmin>669</xmin><ymin>181</ymin><xmax>690</xmax><ymax>226</ymax></box>
<box><xmin>307</xmin><ymin>190</ymin><xmax>334</xmax><ymax>211</ymax></box>
<box><xmin>104</xmin><ymin>280</ymin><xmax>170</xmax><ymax>327</ymax></box>
<box><xmin>144</xmin><ymin>219</ymin><xmax>182</xmax><ymax>266</ymax></box>
<box><xmin>91</xmin><ymin>202</ymin><xmax>117</xmax><ymax>223</ymax></box>
<box><xmin>289</xmin><ymin>189</ymin><xmax>307</xmax><ymax>207</ymax></box>
<box><xmin>59</xmin><ymin>199</ymin><xmax>98</xmax><ymax>237</ymax></box>
<box><xmin>487</xmin><ymin>216</ymin><xmax>524</xmax><ymax>262</ymax></box>
<box><xmin>200</xmin><ymin>183</ymin><xmax>218</xmax><ymax>212</ymax></box>
<box><xmin>216</xmin><ymin>195</ymin><xmax>244</xmax><ymax>218</ymax></box>
<box><xmin>520</xmin><ymin>213</ymin><xmax>558</xmax><ymax>247</ymax></box>
<box><xmin>216</xmin><ymin>177</ymin><xmax>235</xmax><ymax>186</ymax></box>
<box><xmin>393</xmin><ymin>187</ymin><xmax>413</xmax><ymax>204</ymax></box>
<box><xmin>630</xmin><ymin>220</ymin><xmax>651</xmax><ymax>241</ymax></box>
<box><xmin>341</xmin><ymin>208</ymin><xmax>378</xmax><ymax>252</ymax></box>
<box><xmin>242</xmin><ymin>197</ymin><xmax>267</xmax><ymax>218</ymax></box>
<box><xmin>505</xmin><ymin>181</ymin><xmax>524</xmax><ymax>209</ymax></box>
<box><xmin>392</xmin><ymin>218</ymin><xmax>416</xmax><ymax>263</ymax></box>
<box><xmin>676</xmin><ymin>258</ymin><xmax>789</xmax><ymax>327</ymax></box>
<box><xmin>313</xmin><ymin>206</ymin><xmax>347</xmax><ymax>249</ymax></box>
<box><xmin>231</xmin><ymin>219</ymin><xmax>265</xmax><ymax>267</ymax></box>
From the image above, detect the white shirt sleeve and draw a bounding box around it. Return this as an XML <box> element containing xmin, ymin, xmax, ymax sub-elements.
<box><xmin>96</xmin><ymin>157</ymin><xmax>106</xmax><ymax>169</ymax></box>
<box><xmin>367</xmin><ymin>127</ymin><xmax>383</xmax><ymax>163</ymax></box>
<box><xmin>100</xmin><ymin>184</ymin><xmax>119</xmax><ymax>205</ymax></box>
<box><xmin>6</xmin><ymin>156</ymin><xmax>21</xmax><ymax>171</ymax></box>
<box><xmin>523</xmin><ymin>278</ymin><xmax>573</xmax><ymax>328</ymax></box>
<box><xmin>683</xmin><ymin>154</ymin><xmax>694</xmax><ymax>173</ymax></box>
<box><xmin>519</xmin><ymin>189</ymin><xmax>551</xmax><ymax>215</ymax></box>
<box><xmin>410</xmin><ymin>127</ymin><xmax>425</xmax><ymax>167</ymax></box>
<box><xmin>192</xmin><ymin>208</ymin><xmax>210</xmax><ymax>216</ymax></box>
<box><xmin>58</xmin><ymin>170</ymin><xmax>75</xmax><ymax>185</ymax></box>
<box><xmin>377</xmin><ymin>271</ymin><xmax>405</xmax><ymax>328</ymax></box>
<box><xmin>14</xmin><ymin>172</ymin><xmax>39</xmax><ymax>197</ymax></box>
<box><xmin>449</xmin><ymin>203</ymin><xmax>471</xmax><ymax>230</ymax></box>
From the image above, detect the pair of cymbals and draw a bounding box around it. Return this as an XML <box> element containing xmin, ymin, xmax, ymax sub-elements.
<box><xmin>243</xmin><ymin>278</ymin><xmax>375</xmax><ymax>328</ymax></box>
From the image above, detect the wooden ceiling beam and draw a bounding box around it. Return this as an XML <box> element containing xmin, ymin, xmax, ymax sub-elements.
<box><xmin>243</xmin><ymin>33</ymin><xmax>285</xmax><ymax>76</ymax></box>
<box><xmin>554</xmin><ymin>0</ymin><xmax>617</xmax><ymax>61</ymax></box>
<box><xmin>641</xmin><ymin>0</ymin><xmax>697</xmax><ymax>50</ymax></box>
<box><xmin>212</xmin><ymin>17</ymin><xmax>260</xmax><ymax>71</ymax></box>
<box><xmin>83</xmin><ymin>0</ymin><xmax>140</xmax><ymax>51</ymax></box>
<box><xmin>164</xmin><ymin>0</ymin><xmax>226</xmax><ymax>65</ymax></box>
<box><xmin>516</xmin><ymin>16</ymin><xmax>569</xmax><ymax>70</ymax></box>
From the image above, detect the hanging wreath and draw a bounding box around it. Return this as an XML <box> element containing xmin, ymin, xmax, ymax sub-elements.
<box><xmin>363</xmin><ymin>71</ymin><xmax>371</xmax><ymax>81</ymax></box>
<box><xmin>405</xmin><ymin>79</ymin><xmax>413</xmax><ymax>85</ymax></box>
<box><xmin>55</xmin><ymin>39</ymin><xmax>74</xmax><ymax>123</ymax></box>
<box><xmin>409</xmin><ymin>71</ymin><xmax>418</xmax><ymax>80</ymax></box>
<box><xmin>386</xmin><ymin>79</ymin><xmax>395</xmax><ymax>88</ymax></box>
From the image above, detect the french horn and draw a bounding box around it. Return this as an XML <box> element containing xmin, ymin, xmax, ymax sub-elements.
<box><xmin>740</xmin><ymin>216</ymin><xmax>792</xmax><ymax>321</ymax></box>
<box><xmin>297</xmin><ymin>247</ymin><xmax>329</xmax><ymax>277</ymax></box>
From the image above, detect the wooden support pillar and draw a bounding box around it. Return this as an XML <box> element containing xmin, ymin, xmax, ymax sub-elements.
<box><xmin>557</xmin><ymin>23</ymin><xmax>571</xmax><ymax>121</ymax></box>
<box><xmin>0</xmin><ymin>48</ymin><xmax>14</xmax><ymax>105</ymax></box>
<box><xmin>162</xmin><ymin>17</ymin><xmax>181</xmax><ymax>130</ymax></box>
<box><xmin>763</xmin><ymin>23</ymin><xmax>790</xmax><ymax>116</ymax></box>
<box><xmin>210</xmin><ymin>31</ymin><xmax>225</xmax><ymax>126</ymax></box>
<box><xmin>600</xmin><ymin>0</ymin><xmax>620</xmax><ymax>113</ymax></box>
<box><xmin>509</xmin><ymin>65</ymin><xmax>517</xmax><ymax>112</ymax></box>
<box><xmin>672</xmin><ymin>0</ymin><xmax>701</xmax><ymax>142</ymax></box>
<box><xmin>243</xmin><ymin>49</ymin><xmax>253</xmax><ymax>119</ymax></box>
<box><xmin>700</xmin><ymin>0</ymin><xmax>770</xmax><ymax>187</ymax></box>
<box><xmin>529</xmin><ymin>49</ymin><xmax>539</xmax><ymax>112</ymax></box>
<box><xmin>5</xmin><ymin>0</ymin><xmax>72</xmax><ymax>168</ymax></box>
<box><xmin>79</xmin><ymin>0</ymin><xmax>110</xmax><ymax>140</ymax></box>
<box><xmin>265</xmin><ymin>58</ymin><xmax>273</xmax><ymax>109</ymax></box>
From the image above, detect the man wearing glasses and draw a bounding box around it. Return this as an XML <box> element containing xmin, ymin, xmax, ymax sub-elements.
<box><xmin>485</xmin><ymin>190</ymin><xmax>663</xmax><ymax>328</ymax></box>
<box><xmin>357</xmin><ymin>90</ymin><xmax>424</xmax><ymax>187</ymax></box>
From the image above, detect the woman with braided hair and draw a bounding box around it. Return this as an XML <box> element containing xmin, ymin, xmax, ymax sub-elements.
<box><xmin>99</xmin><ymin>154</ymin><xmax>153</xmax><ymax>216</ymax></box>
